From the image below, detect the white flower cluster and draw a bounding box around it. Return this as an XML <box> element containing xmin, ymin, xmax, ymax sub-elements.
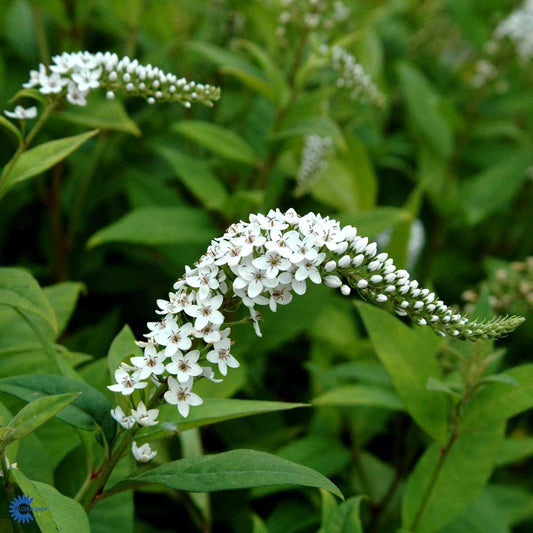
<box><xmin>4</xmin><ymin>105</ymin><xmax>37</xmax><ymax>120</ymax></box>
<box><xmin>469</xmin><ymin>59</ymin><xmax>499</xmax><ymax>88</ymax></box>
<box><xmin>329</xmin><ymin>46</ymin><xmax>385</xmax><ymax>108</ymax></box>
<box><xmin>494</xmin><ymin>0</ymin><xmax>533</xmax><ymax>61</ymax></box>
<box><xmin>22</xmin><ymin>51</ymin><xmax>221</xmax><ymax>108</ymax></box>
<box><xmin>275</xmin><ymin>0</ymin><xmax>350</xmax><ymax>37</ymax></box>
<box><xmin>296</xmin><ymin>134</ymin><xmax>333</xmax><ymax>195</ymax></box>
<box><xmin>108</xmin><ymin>209</ymin><xmax>524</xmax><ymax>461</ymax></box>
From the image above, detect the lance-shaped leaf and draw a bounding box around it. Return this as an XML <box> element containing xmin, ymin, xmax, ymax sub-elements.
<box><xmin>0</xmin><ymin>267</ymin><xmax>57</xmax><ymax>331</ymax></box>
<box><xmin>460</xmin><ymin>364</ymin><xmax>533</xmax><ymax>432</ymax></box>
<box><xmin>312</xmin><ymin>385</ymin><xmax>404</xmax><ymax>411</ymax></box>
<box><xmin>10</xmin><ymin>469</ymin><xmax>90</xmax><ymax>533</ymax></box>
<box><xmin>5</xmin><ymin>392</ymin><xmax>80</xmax><ymax>443</ymax></box>
<box><xmin>0</xmin><ymin>129</ymin><xmax>98</xmax><ymax>197</ymax></box>
<box><xmin>356</xmin><ymin>302</ymin><xmax>448</xmax><ymax>444</ymax></box>
<box><xmin>0</xmin><ymin>374</ymin><xmax>115</xmax><ymax>446</ymax></box>
<box><xmin>402</xmin><ymin>422</ymin><xmax>505</xmax><ymax>533</ymax></box>
<box><xmin>109</xmin><ymin>449</ymin><xmax>343</xmax><ymax>498</ymax></box>
<box><xmin>107</xmin><ymin>324</ymin><xmax>141</xmax><ymax>379</ymax></box>
<box><xmin>319</xmin><ymin>496</ymin><xmax>365</xmax><ymax>533</ymax></box>
<box><xmin>139</xmin><ymin>398</ymin><xmax>307</xmax><ymax>441</ymax></box>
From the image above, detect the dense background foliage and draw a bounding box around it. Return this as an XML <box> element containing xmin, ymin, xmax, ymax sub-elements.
<box><xmin>0</xmin><ymin>0</ymin><xmax>532</xmax><ymax>531</ymax></box>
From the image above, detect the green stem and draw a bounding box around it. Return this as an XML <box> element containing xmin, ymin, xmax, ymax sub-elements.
<box><xmin>0</xmin><ymin>449</ymin><xmax>23</xmax><ymax>533</ymax></box>
<box><xmin>409</xmin><ymin>432</ymin><xmax>457</xmax><ymax>531</ymax></box>
<box><xmin>31</xmin><ymin>5</ymin><xmax>50</xmax><ymax>66</ymax></box>
<box><xmin>0</xmin><ymin>99</ymin><xmax>57</xmax><ymax>194</ymax></box>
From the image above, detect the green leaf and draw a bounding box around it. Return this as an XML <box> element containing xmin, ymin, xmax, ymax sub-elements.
<box><xmin>220</xmin><ymin>66</ymin><xmax>277</xmax><ymax>103</ymax></box>
<box><xmin>9</xmin><ymin>88</ymin><xmax>48</xmax><ymax>105</ymax></box>
<box><xmin>273</xmin><ymin>116</ymin><xmax>347</xmax><ymax>150</ymax></box>
<box><xmin>172</xmin><ymin>121</ymin><xmax>257</xmax><ymax>166</ymax></box>
<box><xmin>320</xmin><ymin>496</ymin><xmax>365</xmax><ymax>533</ymax></box>
<box><xmin>140</xmin><ymin>398</ymin><xmax>307</xmax><ymax>440</ymax></box>
<box><xmin>311</xmin><ymin>134</ymin><xmax>377</xmax><ymax>211</ymax></box>
<box><xmin>459</xmin><ymin>153</ymin><xmax>533</xmax><ymax>225</ymax></box>
<box><xmin>397</xmin><ymin>62</ymin><xmax>454</xmax><ymax>158</ymax></box>
<box><xmin>0</xmin><ymin>374</ymin><xmax>116</xmax><ymax>446</ymax></box>
<box><xmin>0</xmin><ymin>267</ymin><xmax>57</xmax><ymax>332</ymax></box>
<box><xmin>0</xmin><ymin>115</ymin><xmax>22</xmax><ymax>146</ymax></box>
<box><xmin>460</xmin><ymin>364</ymin><xmax>533</xmax><ymax>432</ymax></box>
<box><xmin>156</xmin><ymin>146</ymin><xmax>229</xmax><ymax>211</ymax></box>
<box><xmin>487</xmin><ymin>484</ymin><xmax>533</xmax><ymax>527</ymax></box>
<box><xmin>56</xmin><ymin>99</ymin><xmax>141</xmax><ymax>136</ymax></box>
<box><xmin>5</xmin><ymin>392</ymin><xmax>80</xmax><ymax>443</ymax></box>
<box><xmin>356</xmin><ymin>302</ymin><xmax>448</xmax><ymax>444</ymax></box>
<box><xmin>440</xmin><ymin>489</ymin><xmax>511</xmax><ymax>533</ymax></box>
<box><xmin>337</xmin><ymin>207</ymin><xmax>410</xmax><ymax>238</ymax></box>
<box><xmin>496</xmin><ymin>437</ymin><xmax>533</xmax><ymax>467</ymax></box>
<box><xmin>111</xmin><ymin>449</ymin><xmax>343</xmax><ymax>498</ymax></box>
<box><xmin>43</xmin><ymin>282</ymin><xmax>84</xmax><ymax>339</ymax></box>
<box><xmin>426</xmin><ymin>377</ymin><xmax>462</xmax><ymax>400</ymax></box>
<box><xmin>107</xmin><ymin>324</ymin><xmax>141</xmax><ymax>379</ymax></box>
<box><xmin>0</xmin><ymin>130</ymin><xmax>99</xmax><ymax>197</ymax></box>
<box><xmin>87</xmin><ymin>206</ymin><xmax>216</xmax><ymax>248</ymax></box>
<box><xmin>312</xmin><ymin>385</ymin><xmax>404</xmax><ymax>411</ymax></box>
<box><xmin>402</xmin><ymin>423</ymin><xmax>505</xmax><ymax>533</ymax></box>
<box><xmin>10</xmin><ymin>469</ymin><xmax>90</xmax><ymax>532</ymax></box>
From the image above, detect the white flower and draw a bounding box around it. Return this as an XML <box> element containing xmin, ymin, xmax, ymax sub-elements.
<box><xmin>39</xmin><ymin>72</ymin><xmax>69</xmax><ymax>94</ymax></box>
<box><xmin>233</xmin><ymin>263</ymin><xmax>279</xmax><ymax>298</ymax></box>
<box><xmin>186</xmin><ymin>266</ymin><xmax>220</xmax><ymax>299</ymax></box>
<box><xmin>108</xmin><ymin>368</ymin><xmax>148</xmax><ymax>395</ymax></box>
<box><xmin>201</xmin><ymin>366</ymin><xmax>223</xmax><ymax>383</ymax></box>
<box><xmin>110</xmin><ymin>406</ymin><xmax>135</xmax><ymax>429</ymax></box>
<box><xmin>207</xmin><ymin>338</ymin><xmax>239</xmax><ymax>376</ymax></box>
<box><xmin>130</xmin><ymin>343</ymin><xmax>166</xmax><ymax>379</ymax></box>
<box><xmin>154</xmin><ymin>319</ymin><xmax>193</xmax><ymax>357</ymax></box>
<box><xmin>184</xmin><ymin>294</ymin><xmax>224</xmax><ymax>330</ymax></box>
<box><xmin>4</xmin><ymin>105</ymin><xmax>37</xmax><ymax>120</ymax></box>
<box><xmin>71</xmin><ymin>67</ymin><xmax>102</xmax><ymax>91</ymax></box>
<box><xmin>164</xmin><ymin>376</ymin><xmax>203</xmax><ymax>417</ymax></box>
<box><xmin>166</xmin><ymin>350</ymin><xmax>203</xmax><ymax>382</ymax></box>
<box><xmin>252</xmin><ymin>251</ymin><xmax>290</xmax><ymax>278</ymax></box>
<box><xmin>132</xmin><ymin>441</ymin><xmax>157</xmax><ymax>463</ymax></box>
<box><xmin>268</xmin><ymin>284</ymin><xmax>293</xmax><ymax>312</ymax></box>
<box><xmin>131</xmin><ymin>401</ymin><xmax>159</xmax><ymax>427</ymax></box>
<box><xmin>294</xmin><ymin>253</ymin><xmax>325</xmax><ymax>283</ymax></box>
<box><xmin>66</xmin><ymin>81</ymin><xmax>88</xmax><ymax>106</ymax></box>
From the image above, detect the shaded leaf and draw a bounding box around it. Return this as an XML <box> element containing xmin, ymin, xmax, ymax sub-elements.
<box><xmin>312</xmin><ymin>385</ymin><xmax>404</xmax><ymax>411</ymax></box>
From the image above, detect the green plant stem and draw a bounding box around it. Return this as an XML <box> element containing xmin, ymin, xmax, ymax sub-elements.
<box><xmin>409</xmin><ymin>431</ymin><xmax>457</xmax><ymax>532</ymax></box>
<box><xmin>0</xmin><ymin>99</ymin><xmax>57</xmax><ymax>193</ymax></box>
<box><xmin>0</xmin><ymin>449</ymin><xmax>23</xmax><ymax>533</ymax></box>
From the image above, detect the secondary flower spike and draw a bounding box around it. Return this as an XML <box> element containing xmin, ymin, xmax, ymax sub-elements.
<box><xmin>108</xmin><ymin>209</ymin><xmax>524</xmax><ymax>460</ymax></box>
<box><xmin>22</xmin><ymin>51</ymin><xmax>221</xmax><ymax>108</ymax></box>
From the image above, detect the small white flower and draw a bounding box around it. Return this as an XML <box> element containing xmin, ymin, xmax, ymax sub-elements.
<box><xmin>207</xmin><ymin>338</ymin><xmax>239</xmax><ymax>376</ymax></box>
<box><xmin>164</xmin><ymin>377</ymin><xmax>203</xmax><ymax>417</ymax></box>
<box><xmin>110</xmin><ymin>406</ymin><xmax>135</xmax><ymax>429</ymax></box>
<box><xmin>166</xmin><ymin>350</ymin><xmax>203</xmax><ymax>382</ymax></box>
<box><xmin>131</xmin><ymin>401</ymin><xmax>159</xmax><ymax>427</ymax></box>
<box><xmin>252</xmin><ymin>251</ymin><xmax>290</xmax><ymax>279</ymax></box>
<box><xmin>155</xmin><ymin>320</ymin><xmax>193</xmax><ymax>357</ymax></box>
<box><xmin>201</xmin><ymin>366</ymin><xmax>223</xmax><ymax>383</ymax></box>
<box><xmin>132</xmin><ymin>441</ymin><xmax>157</xmax><ymax>463</ymax></box>
<box><xmin>71</xmin><ymin>67</ymin><xmax>102</xmax><ymax>91</ymax></box>
<box><xmin>184</xmin><ymin>294</ymin><xmax>224</xmax><ymax>330</ymax></box>
<box><xmin>39</xmin><ymin>72</ymin><xmax>69</xmax><ymax>94</ymax></box>
<box><xmin>130</xmin><ymin>343</ymin><xmax>166</xmax><ymax>380</ymax></box>
<box><xmin>4</xmin><ymin>105</ymin><xmax>37</xmax><ymax>120</ymax></box>
<box><xmin>108</xmin><ymin>368</ymin><xmax>148</xmax><ymax>395</ymax></box>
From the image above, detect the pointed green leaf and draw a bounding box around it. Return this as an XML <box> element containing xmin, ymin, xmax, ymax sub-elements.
<box><xmin>172</xmin><ymin>121</ymin><xmax>257</xmax><ymax>165</ymax></box>
<box><xmin>156</xmin><ymin>146</ymin><xmax>229</xmax><ymax>211</ymax></box>
<box><xmin>0</xmin><ymin>115</ymin><xmax>22</xmax><ymax>145</ymax></box>
<box><xmin>356</xmin><ymin>302</ymin><xmax>448</xmax><ymax>444</ymax></box>
<box><xmin>0</xmin><ymin>374</ymin><xmax>115</xmax><ymax>446</ymax></box>
<box><xmin>0</xmin><ymin>267</ymin><xmax>57</xmax><ymax>331</ymax></box>
<box><xmin>111</xmin><ymin>449</ymin><xmax>343</xmax><ymax>498</ymax></box>
<box><xmin>496</xmin><ymin>437</ymin><xmax>533</xmax><ymax>467</ymax></box>
<box><xmin>320</xmin><ymin>496</ymin><xmax>365</xmax><ymax>533</ymax></box>
<box><xmin>87</xmin><ymin>206</ymin><xmax>216</xmax><ymax>248</ymax></box>
<box><xmin>10</xmin><ymin>469</ymin><xmax>90</xmax><ymax>532</ymax></box>
<box><xmin>312</xmin><ymin>385</ymin><xmax>404</xmax><ymax>411</ymax></box>
<box><xmin>6</xmin><ymin>392</ymin><xmax>80</xmax><ymax>443</ymax></box>
<box><xmin>460</xmin><ymin>364</ymin><xmax>533</xmax><ymax>432</ymax></box>
<box><xmin>0</xmin><ymin>130</ymin><xmax>99</xmax><ymax>196</ymax></box>
<box><xmin>402</xmin><ymin>423</ymin><xmax>505</xmax><ymax>533</ymax></box>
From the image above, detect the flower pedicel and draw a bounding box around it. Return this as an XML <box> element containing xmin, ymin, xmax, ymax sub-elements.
<box><xmin>107</xmin><ymin>209</ymin><xmax>525</xmax><ymax>462</ymax></box>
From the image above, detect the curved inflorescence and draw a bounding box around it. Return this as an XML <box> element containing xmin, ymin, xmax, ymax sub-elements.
<box><xmin>19</xmin><ymin>51</ymin><xmax>221</xmax><ymax>108</ymax></box>
<box><xmin>108</xmin><ymin>209</ymin><xmax>525</xmax><ymax>461</ymax></box>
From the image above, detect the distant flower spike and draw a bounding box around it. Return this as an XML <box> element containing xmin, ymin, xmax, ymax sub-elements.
<box><xmin>108</xmin><ymin>210</ymin><xmax>525</xmax><ymax>462</ymax></box>
<box><xmin>494</xmin><ymin>0</ymin><xmax>533</xmax><ymax>62</ymax></box>
<box><xmin>22</xmin><ymin>51</ymin><xmax>221</xmax><ymax>108</ymax></box>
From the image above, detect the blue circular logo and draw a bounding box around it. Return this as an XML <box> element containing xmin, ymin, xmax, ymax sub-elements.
<box><xmin>9</xmin><ymin>494</ymin><xmax>34</xmax><ymax>524</ymax></box>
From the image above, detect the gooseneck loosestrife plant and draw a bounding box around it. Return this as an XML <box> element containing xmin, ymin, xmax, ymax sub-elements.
<box><xmin>0</xmin><ymin>44</ymin><xmax>527</xmax><ymax>529</ymax></box>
